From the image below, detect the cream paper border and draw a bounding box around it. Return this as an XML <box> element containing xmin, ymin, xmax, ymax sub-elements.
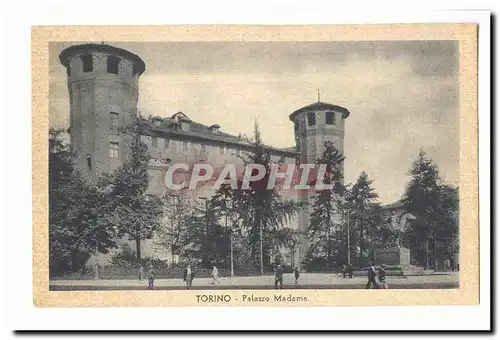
<box><xmin>32</xmin><ymin>24</ymin><xmax>478</xmax><ymax>307</ymax></box>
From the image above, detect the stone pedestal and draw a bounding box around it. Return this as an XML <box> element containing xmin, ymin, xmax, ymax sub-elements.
<box><xmin>374</xmin><ymin>246</ymin><xmax>410</xmax><ymax>266</ymax></box>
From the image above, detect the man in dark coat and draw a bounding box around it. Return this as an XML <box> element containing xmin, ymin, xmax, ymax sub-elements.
<box><xmin>365</xmin><ymin>262</ymin><xmax>378</xmax><ymax>289</ymax></box>
<box><xmin>348</xmin><ymin>263</ymin><xmax>353</xmax><ymax>279</ymax></box>
<box><xmin>378</xmin><ymin>264</ymin><xmax>388</xmax><ymax>289</ymax></box>
<box><xmin>275</xmin><ymin>264</ymin><xmax>284</xmax><ymax>289</ymax></box>
<box><xmin>147</xmin><ymin>265</ymin><xmax>155</xmax><ymax>290</ymax></box>
<box><xmin>294</xmin><ymin>267</ymin><xmax>300</xmax><ymax>284</ymax></box>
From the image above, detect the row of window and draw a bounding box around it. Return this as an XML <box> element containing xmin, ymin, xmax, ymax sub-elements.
<box><xmin>68</xmin><ymin>54</ymin><xmax>132</xmax><ymax>76</ymax></box>
<box><xmin>307</xmin><ymin>111</ymin><xmax>337</xmax><ymax>127</ymax></box>
<box><xmin>150</xmin><ymin>136</ymin><xmax>241</xmax><ymax>156</ymax></box>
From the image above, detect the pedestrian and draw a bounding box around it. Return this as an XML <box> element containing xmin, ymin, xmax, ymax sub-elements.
<box><xmin>275</xmin><ymin>264</ymin><xmax>284</xmax><ymax>289</ymax></box>
<box><xmin>378</xmin><ymin>264</ymin><xmax>388</xmax><ymax>289</ymax></box>
<box><xmin>183</xmin><ymin>264</ymin><xmax>194</xmax><ymax>289</ymax></box>
<box><xmin>348</xmin><ymin>263</ymin><xmax>353</xmax><ymax>279</ymax></box>
<box><xmin>294</xmin><ymin>267</ymin><xmax>300</xmax><ymax>284</ymax></box>
<box><xmin>211</xmin><ymin>265</ymin><xmax>220</xmax><ymax>284</ymax></box>
<box><xmin>138</xmin><ymin>265</ymin><xmax>144</xmax><ymax>281</ymax></box>
<box><xmin>365</xmin><ymin>262</ymin><xmax>378</xmax><ymax>289</ymax></box>
<box><xmin>342</xmin><ymin>265</ymin><xmax>347</xmax><ymax>278</ymax></box>
<box><xmin>147</xmin><ymin>264</ymin><xmax>155</xmax><ymax>290</ymax></box>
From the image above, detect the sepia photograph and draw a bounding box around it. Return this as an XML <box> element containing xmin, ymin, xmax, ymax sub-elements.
<box><xmin>27</xmin><ymin>23</ymin><xmax>480</xmax><ymax>309</ymax></box>
<box><xmin>47</xmin><ymin>39</ymin><xmax>461</xmax><ymax>292</ymax></box>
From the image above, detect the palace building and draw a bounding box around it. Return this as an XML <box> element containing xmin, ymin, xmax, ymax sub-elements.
<box><xmin>59</xmin><ymin>43</ymin><xmax>351</xmax><ymax>267</ymax></box>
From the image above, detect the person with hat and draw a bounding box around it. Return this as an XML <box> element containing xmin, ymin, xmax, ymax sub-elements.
<box><xmin>294</xmin><ymin>266</ymin><xmax>300</xmax><ymax>284</ymax></box>
<box><xmin>211</xmin><ymin>264</ymin><xmax>220</xmax><ymax>284</ymax></box>
<box><xmin>138</xmin><ymin>265</ymin><xmax>144</xmax><ymax>281</ymax></box>
<box><xmin>147</xmin><ymin>264</ymin><xmax>156</xmax><ymax>290</ymax></box>
<box><xmin>183</xmin><ymin>264</ymin><xmax>195</xmax><ymax>289</ymax></box>
<box><xmin>378</xmin><ymin>264</ymin><xmax>388</xmax><ymax>289</ymax></box>
<box><xmin>365</xmin><ymin>262</ymin><xmax>378</xmax><ymax>289</ymax></box>
<box><xmin>275</xmin><ymin>264</ymin><xmax>284</xmax><ymax>289</ymax></box>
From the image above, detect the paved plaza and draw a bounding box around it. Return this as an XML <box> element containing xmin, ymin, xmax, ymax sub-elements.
<box><xmin>50</xmin><ymin>272</ymin><xmax>459</xmax><ymax>290</ymax></box>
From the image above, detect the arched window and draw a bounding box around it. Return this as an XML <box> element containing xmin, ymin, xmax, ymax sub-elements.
<box><xmin>80</xmin><ymin>55</ymin><xmax>93</xmax><ymax>72</ymax></box>
<box><xmin>107</xmin><ymin>55</ymin><xmax>121</xmax><ymax>75</ymax></box>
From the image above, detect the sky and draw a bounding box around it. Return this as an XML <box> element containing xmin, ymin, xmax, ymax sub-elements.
<box><xmin>49</xmin><ymin>40</ymin><xmax>459</xmax><ymax>204</ymax></box>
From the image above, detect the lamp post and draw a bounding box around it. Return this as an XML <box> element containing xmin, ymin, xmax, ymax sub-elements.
<box><xmin>225</xmin><ymin>197</ymin><xmax>235</xmax><ymax>278</ymax></box>
<box><xmin>199</xmin><ymin>196</ymin><xmax>209</xmax><ymax>265</ymax></box>
<box><xmin>347</xmin><ymin>208</ymin><xmax>351</xmax><ymax>266</ymax></box>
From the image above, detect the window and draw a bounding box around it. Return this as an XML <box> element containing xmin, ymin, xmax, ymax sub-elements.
<box><xmin>152</xmin><ymin>137</ymin><xmax>158</xmax><ymax>148</ymax></box>
<box><xmin>201</xmin><ymin>144</ymin><xmax>206</xmax><ymax>153</ymax></box>
<box><xmin>307</xmin><ymin>112</ymin><xmax>316</xmax><ymax>126</ymax></box>
<box><xmin>326</xmin><ymin>111</ymin><xmax>335</xmax><ymax>125</ymax></box>
<box><xmin>110</xmin><ymin>112</ymin><xmax>119</xmax><ymax>133</ymax></box>
<box><xmin>183</xmin><ymin>141</ymin><xmax>189</xmax><ymax>151</ymax></box>
<box><xmin>164</xmin><ymin>138</ymin><xmax>170</xmax><ymax>149</ymax></box>
<box><xmin>80</xmin><ymin>55</ymin><xmax>93</xmax><ymax>72</ymax></box>
<box><xmin>109</xmin><ymin>142</ymin><xmax>119</xmax><ymax>158</ymax></box>
<box><xmin>107</xmin><ymin>55</ymin><xmax>120</xmax><ymax>75</ymax></box>
<box><xmin>181</xmin><ymin>121</ymin><xmax>190</xmax><ymax>131</ymax></box>
<box><xmin>219</xmin><ymin>146</ymin><xmax>225</xmax><ymax>155</ymax></box>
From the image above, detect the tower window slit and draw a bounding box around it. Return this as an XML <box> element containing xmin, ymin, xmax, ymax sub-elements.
<box><xmin>326</xmin><ymin>111</ymin><xmax>335</xmax><ymax>125</ymax></box>
<box><xmin>80</xmin><ymin>54</ymin><xmax>93</xmax><ymax>72</ymax></box>
<box><xmin>107</xmin><ymin>55</ymin><xmax>121</xmax><ymax>75</ymax></box>
<box><xmin>307</xmin><ymin>112</ymin><xmax>316</xmax><ymax>126</ymax></box>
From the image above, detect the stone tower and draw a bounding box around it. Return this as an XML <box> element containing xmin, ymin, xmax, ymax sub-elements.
<box><xmin>289</xmin><ymin>101</ymin><xmax>350</xmax><ymax>267</ymax></box>
<box><xmin>59</xmin><ymin>44</ymin><xmax>146</xmax><ymax>182</ymax></box>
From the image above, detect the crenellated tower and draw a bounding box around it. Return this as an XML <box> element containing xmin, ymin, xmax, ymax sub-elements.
<box><xmin>289</xmin><ymin>101</ymin><xmax>351</xmax><ymax>267</ymax></box>
<box><xmin>59</xmin><ymin>43</ymin><xmax>146</xmax><ymax>182</ymax></box>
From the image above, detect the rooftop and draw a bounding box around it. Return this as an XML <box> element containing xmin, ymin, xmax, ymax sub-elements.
<box><xmin>59</xmin><ymin>43</ymin><xmax>146</xmax><ymax>75</ymax></box>
<box><xmin>146</xmin><ymin>113</ymin><xmax>299</xmax><ymax>157</ymax></box>
<box><xmin>289</xmin><ymin>101</ymin><xmax>350</xmax><ymax>121</ymax></box>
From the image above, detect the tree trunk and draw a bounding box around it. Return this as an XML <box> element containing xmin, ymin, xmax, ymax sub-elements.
<box><xmin>135</xmin><ymin>237</ymin><xmax>142</xmax><ymax>264</ymax></box>
<box><xmin>425</xmin><ymin>239</ymin><xmax>429</xmax><ymax>269</ymax></box>
<box><xmin>434</xmin><ymin>238</ymin><xmax>438</xmax><ymax>271</ymax></box>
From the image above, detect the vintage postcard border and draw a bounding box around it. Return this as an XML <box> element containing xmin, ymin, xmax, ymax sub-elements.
<box><xmin>32</xmin><ymin>24</ymin><xmax>478</xmax><ymax>307</ymax></box>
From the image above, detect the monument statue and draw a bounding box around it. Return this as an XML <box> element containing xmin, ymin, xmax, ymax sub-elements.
<box><xmin>389</xmin><ymin>212</ymin><xmax>417</xmax><ymax>248</ymax></box>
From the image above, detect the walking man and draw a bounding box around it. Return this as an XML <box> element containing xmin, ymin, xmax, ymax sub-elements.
<box><xmin>378</xmin><ymin>264</ymin><xmax>388</xmax><ymax>289</ymax></box>
<box><xmin>275</xmin><ymin>264</ymin><xmax>284</xmax><ymax>289</ymax></box>
<box><xmin>294</xmin><ymin>267</ymin><xmax>300</xmax><ymax>284</ymax></box>
<box><xmin>183</xmin><ymin>264</ymin><xmax>194</xmax><ymax>289</ymax></box>
<box><xmin>147</xmin><ymin>264</ymin><xmax>155</xmax><ymax>290</ymax></box>
<box><xmin>211</xmin><ymin>265</ymin><xmax>220</xmax><ymax>284</ymax></box>
<box><xmin>138</xmin><ymin>265</ymin><xmax>144</xmax><ymax>281</ymax></box>
<box><xmin>365</xmin><ymin>262</ymin><xmax>378</xmax><ymax>289</ymax></box>
<box><xmin>348</xmin><ymin>263</ymin><xmax>353</xmax><ymax>279</ymax></box>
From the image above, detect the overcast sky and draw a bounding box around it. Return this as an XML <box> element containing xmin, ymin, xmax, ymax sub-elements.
<box><xmin>49</xmin><ymin>41</ymin><xmax>459</xmax><ymax>204</ymax></box>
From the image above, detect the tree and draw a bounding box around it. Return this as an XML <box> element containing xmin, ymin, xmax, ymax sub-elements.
<box><xmin>436</xmin><ymin>184</ymin><xmax>459</xmax><ymax>262</ymax></box>
<box><xmin>209</xmin><ymin>122</ymin><xmax>303</xmax><ymax>273</ymax></box>
<box><xmin>156</xmin><ymin>190</ymin><xmax>195</xmax><ymax>260</ymax></box>
<box><xmin>107</xmin><ymin>117</ymin><xmax>164</xmax><ymax>263</ymax></box>
<box><xmin>307</xmin><ymin>141</ymin><xmax>345</xmax><ymax>269</ymax></box>
<box><xmin>345</xmin><ymin>171</ymin><xmax>381</xmax><ymax>264</ymax></box>
<box><xmin>49</xmin><ymin>129</ymin><xmax>118</xmax><ymax>276</ymax></box>
<box><xmin>402</xmin><ymin>150</ymin><xmax>458</xmax><ymax>269</ymax></box>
